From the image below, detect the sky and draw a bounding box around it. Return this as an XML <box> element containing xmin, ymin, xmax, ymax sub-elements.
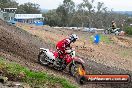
<box><xmin>16</xmin><ymin>0</ymin><xmax>132</xmax><ymax>11</ymax></box>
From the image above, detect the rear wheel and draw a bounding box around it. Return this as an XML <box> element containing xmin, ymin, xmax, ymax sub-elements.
<box><xmin>38</xmin><ymin>52</ymin><xmax>49</xmax><ymax>65</ymax></box>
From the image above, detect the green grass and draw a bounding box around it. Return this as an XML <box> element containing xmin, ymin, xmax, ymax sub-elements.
<box><xmin>89</xmin><ymin>35</ymin><xmax>94</xmax><ymax>43</ymax></box>
<box><xmin>125</xmin><ymin>26</ymin><xmax>132</xmax><ymax>35</ymax></box>
<box><xmin>0</xmin><ymin>56</ymin><xmax>77</xmax><ymax>88</ymax></box>
<box><xmin>89</xmin><ymin>34</ymin><xmax>111</xmax><ymax>44</ymax></box>
<box><xmin>100</xmin><ymin>34</ymin><xmax>112</xmax><ymax>44</ymax></box>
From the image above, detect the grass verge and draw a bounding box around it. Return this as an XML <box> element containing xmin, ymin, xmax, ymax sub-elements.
<box><xmin>100</xmin><ymin>34</ymin><xmax>112</xmax><ymax>44</ymax></box>
<box><xmin>89</xmin><ymin>34</ymin><xmax>112</xmax><ymax>44</ymax></box>
<box><xmin>0</xmin><ymin>56</ymin><xmax>77</xmax><ymax>88</ymax></box>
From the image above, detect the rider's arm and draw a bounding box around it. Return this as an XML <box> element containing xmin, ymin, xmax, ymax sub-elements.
<box><xmin>64</xmin><ymin>39</ymin><xmax>71</xmax><ymax>50</ymax></box>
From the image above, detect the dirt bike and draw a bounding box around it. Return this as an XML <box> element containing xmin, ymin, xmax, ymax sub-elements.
<box><xmin>38</xmin><ymin>48</ymin><xmax>85</xmax><ymax>76</ymax></box>
<box><xmin>104</xmin><ymin>27</ymin><xmax>122</xmax><ymax>35</ymax></box>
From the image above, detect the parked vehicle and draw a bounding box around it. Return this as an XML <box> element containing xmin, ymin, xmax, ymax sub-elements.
<box><xmin>104</xmin><ymin>27</ymin><xmax>122</xmax><ymax>35</ymax></box>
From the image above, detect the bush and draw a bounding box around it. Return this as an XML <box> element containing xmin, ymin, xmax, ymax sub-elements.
<box><xmin>125</xmin><ymin>26</ymin><xmax>132</xmax><ymax>35</ymax></box>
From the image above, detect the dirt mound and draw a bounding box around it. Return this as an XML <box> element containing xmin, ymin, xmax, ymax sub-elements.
<box><xmin>0</xmin><ymin>20</ymin><xmax>49</xmax><ymax>62</ymax></box>
<box><xmin>111</xmin><ymin>36</ymin><xmax>132</xmax><ymax>48</ymax></box>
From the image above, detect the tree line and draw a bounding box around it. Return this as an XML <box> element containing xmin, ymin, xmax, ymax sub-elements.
<box><xmin>0</xmin><ymin>0</ymin><xmax>41</xmax><ymax>14</ymax></box>
<box><xmin>0</xmin><ymin>0</ymin><xmax>131</xmax><ymax>28</ymax></box>
<box><xmin>44</xmin><ymin>0</ymin><xmax>130</xmax><ymax>28</ymax></box>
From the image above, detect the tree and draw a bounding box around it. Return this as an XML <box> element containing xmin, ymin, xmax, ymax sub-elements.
<box><xmin>76</xmin><ymin>0</ymin><xmax>94</xmax><ymax>27</ymax></box>
<box><xmin>0</xmin><ymin>0</ymin><xmax>18</xmax><ymax>8</ymax></box>
<box><xmin>43</xmin><ymin>9</ymin><xmax>62</xmax><ymax>26</ymax></box>
<box><xmin>44</xmin><ymin>0</ymin><xmax>128</xmax><ymax>28</ymax></box>
<box><xmin>16</xmin><ymin>2</ymin><xmax>41</xmax><ymax>14</ymax></box>
<box><xmin>56</xmin><ymin>0</ymin><xmax>75</xmax><ymax>26</ymax></box>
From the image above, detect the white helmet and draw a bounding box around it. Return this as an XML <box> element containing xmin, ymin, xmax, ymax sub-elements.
<box><xmin>69</xmin><ymin>34</ymin><xmax>79</xmax><ymax>43</ymax></box>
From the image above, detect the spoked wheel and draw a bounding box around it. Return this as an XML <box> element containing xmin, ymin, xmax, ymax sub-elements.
<box><xmin>69</xmin><ymin>62</ymin><xmax>85</xmax><ymax>77</ymax></box>
<box><xmin>38</xmin><ymin>52</ymin><xmax>49</xmax><ymax>65</ymax></box>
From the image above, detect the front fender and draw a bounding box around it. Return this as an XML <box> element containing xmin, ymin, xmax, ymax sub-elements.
<box><xmin>73</xmin><ymin>57</ymin><xmax>85</xmax><ymax>64</ymax></box>
<box><xmin>70</xmin><ymin>57</ymin><xmax>86</xmax><ymax>69</ymax></box>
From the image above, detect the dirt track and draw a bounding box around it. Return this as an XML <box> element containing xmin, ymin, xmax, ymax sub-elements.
<box><xmin>0</xmin><ymin>20</ymin><xmax>132</xmax><ymax>88</ymax></box>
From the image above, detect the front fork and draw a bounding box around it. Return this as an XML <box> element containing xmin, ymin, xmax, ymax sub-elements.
<box><xmin>72</xmin><ymin>60</ymin><xmax>78</xmax><ymax>74</ymax></box>
<box><xmin>72</xmin><ymin>61</ymin><xmax>86</xmax><ymax>76</ymax></box>
<box><xmin>72</xmin><ymin>60</ymin><xmax>76</xmax><ymax>68</ymax></box>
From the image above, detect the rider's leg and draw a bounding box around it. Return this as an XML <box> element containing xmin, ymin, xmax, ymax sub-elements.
<box><xmin>56</xmin><ymin>48</ymin><xmax>65</xmax><ymax>59</ymax></box>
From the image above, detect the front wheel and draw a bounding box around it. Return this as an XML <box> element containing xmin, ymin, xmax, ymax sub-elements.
<box><xmin>38</xmin><ymin>51</ymin><xmax>49</xmax><ymax>66</ymax></box>
<box><xmin>69</xmin><ymin>62</ymin><xmax>85</xmax><ymax>77</ymax></box>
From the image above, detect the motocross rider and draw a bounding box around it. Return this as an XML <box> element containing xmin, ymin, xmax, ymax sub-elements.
<box><xmin>56</xmin><ymin>34</ymin><xmax>79</xmax><ymax>59</ymax></box>
<box><xmin>112</xmin><ymin>21</ymin><xmax>117</xmax><ymax>31</ymax></box>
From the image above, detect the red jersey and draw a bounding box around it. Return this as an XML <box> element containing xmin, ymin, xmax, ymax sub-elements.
<box><xmin>56</xmin><ymin>38</ymin><xmax>71</xmax><ymax>51</ymax></box>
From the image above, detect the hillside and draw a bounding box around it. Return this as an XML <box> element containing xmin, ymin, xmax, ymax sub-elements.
<box><xmin>0</xmin><ymin>20</ymin><xmax>132</xmax><ymax>88</ymax></box>
<box><xmin>0</xmin><ymin>56</ymin><xmax>77</xmax><ymax>88</ymax></box>
<box><xmin>0</xmin><ymin>20</ymin><xmax>78</xmax><ymax>88</ymax></box>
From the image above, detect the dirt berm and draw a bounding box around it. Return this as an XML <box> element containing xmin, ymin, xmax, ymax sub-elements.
<box><xmin>0</xmin><ymin>19</ymin><xmax>132</xmax><ymax>88</ymax></box>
